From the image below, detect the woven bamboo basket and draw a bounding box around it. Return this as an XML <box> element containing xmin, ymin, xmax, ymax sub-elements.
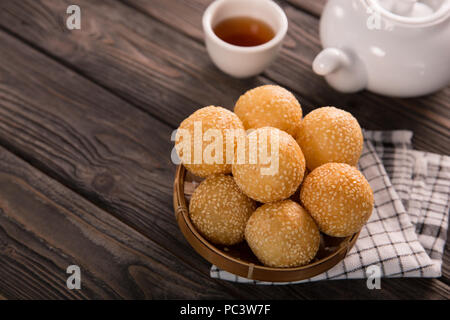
<box><xmin>173</xmin><ymin>165</ymin><xmax>359</xmax><ymax>282</ymax></box>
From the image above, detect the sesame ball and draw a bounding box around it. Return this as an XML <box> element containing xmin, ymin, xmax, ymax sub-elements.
<box><xmin>232</xmin><ymin>127</ymin><xmax>306</xmax><ymax>203</ymax></box>
<box><xmin>234</xmin><ymin>85</ymin><xmax>302</xmax><ymax>138</ymax></box>
<box><xmin>245</xmin><ymin>200</ymin><xmax>320</xmax><ymax>267</ymax></box>
<box><xmin>175</xmin><ymin>106</ymin><xmax>245</xmax><ymax>177</ymax></box>
<box><xmin>300</xmin><ymin>163</ymin><xmax>374</xmax><ymax>237</ymax></box>
<box><xmin>189</xmin><ymin>174</ymin><xmax>257</xmax><ymax>246</ymax></box>
<box><xmin>296</xmin><ymin>107</ymin><xmax>363</xmax><ymax>171</ymax></box>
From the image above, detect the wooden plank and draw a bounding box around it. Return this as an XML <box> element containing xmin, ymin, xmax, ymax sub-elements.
<box><xmin>0</xmin><ymin>0</ymin><xmax>269</xmax><ymax>129</ymax></box>
<box><xmin>122</xmin><ymin>0</ymin><xmax>450</xmax><ymax>155</ymax></box>
<box><xmin>0</xmin><ymin>145</ymin><xmax>240</xmax><ymax>299</ymax></box>
<box><xmin>0</xmin><ymin>29</ymin><xmax>319</xmax><ymax>300</ymax></box>
<box><xmin>287</xmin><ymin>0</ymin><xmax>325</xmax><ymax>17</ymax></box>
<box><xmin>0</xmin><ymin>28</ymin><xmax>187</xmax><ymax>258</ymax></box>
<box><xmin>0</xmin><ymin>30</ymin><xmax>225</xmax><ymax>298</ymax></box>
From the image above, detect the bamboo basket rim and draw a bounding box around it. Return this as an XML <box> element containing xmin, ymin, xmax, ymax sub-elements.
<box><xmin>173</xmin><ymin>165</ymin><xmax>360</xmax><ymax>281</ymax></box>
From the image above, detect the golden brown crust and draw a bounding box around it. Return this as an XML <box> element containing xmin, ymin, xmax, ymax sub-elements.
<box><xmin>245</xmin><ymin>200</ymin><xmax>320</xmax><ymax>267</ymax></box>
<box><xmin>175</xmin><ymin>106</ymin><xmax>245</xmax><ymax>177</ymax></box>
<box><xmin>189</xmin><ymin>174</ymin><xmax>257</xmax><ymax>245</ymax></box>
<box><xmin>296</xmin><ymin>107</ymin><xmax>363</xmax><ymax>171</ymax></box>
<box><xmin>232</xmin><ymin>127</ymin><xmax>306</xmax><ymax>203</ymax></box>
<box><xmin>234</xmin><ymin>85</ymin><xmax>302</xmax><ymax>138</ymax></box>
<box><xmin>300</xmin><ymin>163</ymin><xmax>374</xmax><ymax>237</ymax></box>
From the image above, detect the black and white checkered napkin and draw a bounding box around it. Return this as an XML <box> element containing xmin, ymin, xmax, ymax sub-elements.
<box><xmin>211</xmin><ymin>130</ymin><xmax>449</xmax><ymax>284</ymax></box>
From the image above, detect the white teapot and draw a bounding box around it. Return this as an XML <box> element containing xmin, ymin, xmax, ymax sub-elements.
<box><xmin>313</xmin><ymin>0</ymin><xmax>450</xmax><ymax>97</ymax></box>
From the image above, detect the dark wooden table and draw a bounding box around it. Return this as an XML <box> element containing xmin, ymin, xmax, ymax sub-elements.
<box><xmin>0</xmin><ymin>0</ymin><xmax>448</xmax><ymax>299</ymax></box>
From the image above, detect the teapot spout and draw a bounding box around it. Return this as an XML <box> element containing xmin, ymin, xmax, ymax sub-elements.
<box><xmin>313</xmin><ymin>48</ymin><xmax>349</xmax><ymax>76</ymax></box>
<box><xmin>313</xmin><ymin>48</ymin><xmax>367</xmax><ymax>93</ymax></box>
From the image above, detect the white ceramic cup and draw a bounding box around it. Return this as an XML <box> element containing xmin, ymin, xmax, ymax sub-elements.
<box><xmin>202</xmin><ymin>0</ymin><xmax>288</xmax><ymax>78</ymax></box>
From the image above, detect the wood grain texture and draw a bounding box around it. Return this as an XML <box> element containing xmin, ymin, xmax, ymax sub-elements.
<box><xmin>287</xmin><ymin>0</ymin><xmax>325</xmax><ymax>17</ymax></box>
<box><xmin>0</xmin><ymin>30</ymin><xmax>316</xmax><ymax>300</ymax></box>
<box><xmin>0</xmin><ymin>28</ymin><xmax>344</xmax><ymax>300</ymax></box>
<box><xmin>0</xmin><ymin>0</ymin><xmax>269</xmax><ymax>129</ymax></box>
<box><xmin>0</xmin><ymin>145</ymin><xmax>253</xmax><ymax>299</ymax></box>
<box><xmin>0</xmin><ymin>28</ymin><xmax>184</xmax><ymax>253</ymax></box>
<box><xmin>0</xmin><ymin>0</ymin><xmax>447</xmax><ymax>299</ymax></box>
<box><xmin>123</xmin><ymin>0</ymin><xmax>450</xmax><ymax>155</ymax></box>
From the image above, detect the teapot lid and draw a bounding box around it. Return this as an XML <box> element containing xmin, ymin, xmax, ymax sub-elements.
<box><xmin>364</xmin><ymin>0</ymin><xmax>450</xmax><ymax>27</ymax></box>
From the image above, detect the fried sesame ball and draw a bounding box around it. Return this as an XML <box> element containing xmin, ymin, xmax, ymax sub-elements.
<box><xmin>232</xmin><ymin>127</ymin><xmax>306</xmax><ymax>203</ymax></box>
<box><xmin>296</xmin><ymin>107</ymin><xmax>363</xmax><ymax>171</ymax></box>
<box><xmin>234</xmin><ymin>85</ymin><xmax>302</xmax><ymax>138</ymax></box>
<box><xmin>189</xmin><ymin>174</ymin><xmax>257</xmax><ymax>246</ymax></box>
<box><xmin>175</xmin><ymin>106</ymin><xmax>245</xmax><ymax>177</ymax></box>
<box><xmin>245</xmin><ymin>200</ymin><xmax>320</xmax><ymax>267</ymax></box>
<box><xmin>300</xmin><ymin>163</ymin><xmax>374</xmax><ymax>237</ymax></box>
